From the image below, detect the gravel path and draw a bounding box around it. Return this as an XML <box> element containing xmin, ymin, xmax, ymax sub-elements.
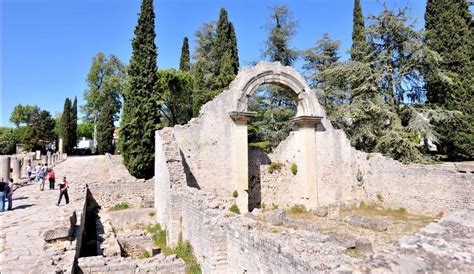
<box><xmin>0</xmin><ymin>156</ymin><xmax>109</xmax><ymax>273</ymax></box>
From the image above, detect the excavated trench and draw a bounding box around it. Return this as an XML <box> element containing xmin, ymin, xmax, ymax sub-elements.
<box><xmin>79</xmin><ymin>188</ymin><xmax>101</xmax><ymax>257</ymax></box>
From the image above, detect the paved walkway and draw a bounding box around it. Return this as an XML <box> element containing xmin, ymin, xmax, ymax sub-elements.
<box><xmin>0</xmin><ymin>156</ymin><xmax>109</xmax><ymax>273</ymax></box>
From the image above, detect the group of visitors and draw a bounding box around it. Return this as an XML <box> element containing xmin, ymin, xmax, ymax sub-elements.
<box><xmin>0</xmin><ymin>177</ymin><xmax>14</xmax><ymax>212</ymax></box>
<box><xmin>0</xmin><ymin>162</ymin><xmax>70</xmax><ymax>213</ymax></box>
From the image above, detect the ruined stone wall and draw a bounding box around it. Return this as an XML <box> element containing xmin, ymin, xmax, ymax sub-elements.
<box><xmin>159</xmin><ymin>60</ymin><xmax>473</xmax><ymax>217</ymax></box>
<box><xmin>86</xmin><ymin>180</ymin><xmax>154</xmax><ymax>209</ymax></box>
<box><xmin>154</xmin><ymin>128</ymin><xmax>354</xmax><ymax>273</ymax></box>
<box><xmin>251</xmin><ymin>117</ymin><xmax>473</xmax><ymax>215</ymax></box>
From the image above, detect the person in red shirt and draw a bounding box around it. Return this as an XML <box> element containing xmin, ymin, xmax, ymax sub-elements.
<box><xmin>57</xmin><ymin>176</ymin><xmax>69</xmax><ymax>206</ymax></box>
<box><xmin>48</xmin><ymin>169</ymin><xmax>56</xmax><ymax>190</ymax></box>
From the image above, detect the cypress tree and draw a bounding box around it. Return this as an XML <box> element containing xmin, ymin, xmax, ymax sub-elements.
<box><xmin>351</xmin><ymin>0</ymin><xmax>367</xmax><ymax>62</ymax></box>
<box><xmin>60</xmin><ymin>98</ymin><xmax>72</xmax><ymax>153</ymax></box>
<box><xmin>96</xmin><ymin>98</ymin><xmax>115</xmax><ymax>154</ymax></box>
<box><xmin>120</xmin><ymin>0</ymin><xmax>161</xmax><ymax>178</ymax></box>
<box><xmin>71</xmin><ymin>96</ymin><xmax>78</xmax><ymax>150</ymax></box>
<box><xmin>425</xmin><ymin>0</ymin><xmax>473</xmax><ymax>160</ymax></box>
<box><xmin>212</xmin><ymin>8</ymin><xmax>239</xmax><ymax>88</ymax></box>
<box><xmin>179</xmin><ymin>37</ymin><xmax>190</xmax><ymax>71</ymax></box>
<box><xmin>425</xmin><ymin>0</ymin><xmax>472</xmax><ymax>107</ymax></box>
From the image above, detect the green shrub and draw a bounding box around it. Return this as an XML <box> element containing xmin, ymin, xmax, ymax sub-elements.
<box><xmin>174</xmin><ymin>241</ymin><xmax>201</xmax><ymax>274</ymax></box>
<box><xmin>376</xmin><ymin>193</ymin><xmax>384</xmax><ymax>202</ymax></box>
<box><xmin>356</xmin><ymin>169</ymin><xmax>364</xmax><ymax>186</ymax></box>
<box><xmin>232</xmin><ymin>190</ymin><xmax>238</xmax><ymax>198</ymax></box>
<box><xmin>109</xmin><ymin>202</ymin><xmax>130</xmax><ymax>211</ymax></box>
<box><xmin>290</xmin><ymin>163</ymin><xmax>298</xmax><ymax>175</ymax></box>
<box><xmin>229</xmin><ymin>204</ymin><xmax>240</xmax><ymax>214</ymax></box>
<box><xmin>268</xmin><ymin>162</ymin><xmax>284</xmax><ymax>174</ymax></box>
<box><xmin>271</xmin><ymin>203</ymin><xmax>279</xmax><ymax>210</ymax></box>
<box><xmin>249</xmin><ymin>141</ymin><xmax>272</xmax><ymax>153</ymax></box>
<box><xmin>288</xmin><ymin>204</ymin><xmax>306</xmax><ymax>214</ymax></box>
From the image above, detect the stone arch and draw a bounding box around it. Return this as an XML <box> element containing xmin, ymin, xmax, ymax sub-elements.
<box><xmin>229</xmin><ymin>61</ymin><xmax>324</xmax><ymax>213</ymax></box>
<box><xmin>232</xmin><ymin>61</ymin><xmax>323</xmax><ymax>117</ymax></box>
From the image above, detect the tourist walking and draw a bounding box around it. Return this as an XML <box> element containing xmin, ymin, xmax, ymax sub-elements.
<box><xmin>26</xmin><ymin>163</ymin><xmax>32</xmax><ymax>181</ymax></box>
<box><xmin>38</xmin><ymin>167</ymin><xmax>45</xmax><ymax>191</ymax></box>
<box><xmin>57</xmin><ymin>176</ymin><xmax>69</xmax><ymax>206</ymax></box>
<box><xmin>0</xmin><ymin>178</ymin><xmax>7</xmax><ymax>212</ymax></box>
<box><xmin>7</xmin><ymin>178</ymin><xmax>14</xmax><ymax>211</ymax></box>
<box><xmin>48</xmin><ymin>169</ymin><xmax>56</xmax><ymax>190</ymax></box>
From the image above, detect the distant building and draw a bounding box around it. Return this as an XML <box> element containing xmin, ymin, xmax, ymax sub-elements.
<box><xmin>77</xmin><ymin>137</ymin><xmax>95</xmax><ymax>149</ymax></box>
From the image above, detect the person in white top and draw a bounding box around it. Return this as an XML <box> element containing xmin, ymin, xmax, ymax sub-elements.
<box><xmin>26</xmin><ymin>163</ymin><xmax>33</xmax><ymax>181</ymax></box>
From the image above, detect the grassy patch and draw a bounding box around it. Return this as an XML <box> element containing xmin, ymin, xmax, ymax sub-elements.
<box><xmin>232</xmin><ymin>190</ymin><xmax>238</xmax><ymax>198</ymax></box>
<box><xmin>229</xmin><ymin>204</ymin><xmax>240</xmax><ymax>214</ymax></box>
<box><xmin>138</xmin><ymin>250</ymin><xmax>151</xmax><ymax>259</ymax></box>
<box><xmin>146</xmin><ymin>224</ymin><xmax>201</xmax><ymax>274</ymax></box>
<box><xmin>288</xmin><ymin>204</ymin><xmax>307</xmax><ymax>214</ymax></box>
<box><xmin>268</xmin><ymin>162</ymin><xmax>284</xmax><ymax>174</ymax></box>
<box><xmin>109</xmin><ymin>202</ymin><xmax>130</xmax><ymax>211</ymax></box>
<box><xmin>346</xmin><ymin>247</ymin><xmax>364</xmax><ymax>259</ymax></box>
<box><xmin>148</xmin><ymin>211</ymin><xmax>156</xmax><ymax>217</ymax></box>
<box><xmin>290</xmin><ymin>163</ymin><xmax>297</xmax><ymax>175</ymax></box>
<box><xmin>249</xmin><ymin>141</ymin><xmax>272</xmax><ymax>153</ymax></box>
<box><xmin>271</xmin><ymin>203</ymin><xmax>279</xmax><ymax>210</ymax></box>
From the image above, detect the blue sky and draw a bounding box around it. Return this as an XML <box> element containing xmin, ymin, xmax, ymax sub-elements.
<box><xmin>1</xmin><ymin>0</ymin><xmax>427</xmax><ymax>127</ymax></box>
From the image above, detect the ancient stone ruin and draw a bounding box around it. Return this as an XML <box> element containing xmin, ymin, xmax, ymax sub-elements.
<box><xmin>1</xmin><ymin>62</ymin><xmax>472</xmax><ymax>274</ymax></box>
<box><xmin>154</xmin><ymin>61</ymin><xmax>474</xmax><ymax>272</ymax></box>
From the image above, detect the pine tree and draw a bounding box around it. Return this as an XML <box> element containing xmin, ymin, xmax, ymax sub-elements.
<box><xmin>351</xmin><ymin>0</ymin><xmax>367</xmax><ymax>62</ymax></box>
<box><xmin>120</xmin><ymin>0</ymin><xmax>161</xmax><ymax>179</ymax></box>
<box><xmin>71</xmin><ymin>96</ymin><xmax>78</xmax><ymax>150</ymax></box>
<box><xmin>179</xmin><ymin>37</ymin><xmax>190</xmax><ymax>71</ymax></box>
<box><xmin>263</xmin><ymin>5</ymin><xmax>297</xmax><ymax>66</ymax></box>
<box><xmin>96</xmin><ymin>97</ymin><xmax>115</xmax><ymax>154</ymax></box>
<box><xmin>60</xmin><ymin>98</ymin><xmax>72</xmax><ymax>153</ymax></box>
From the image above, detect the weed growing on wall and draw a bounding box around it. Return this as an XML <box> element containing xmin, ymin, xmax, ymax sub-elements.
<box><xmin>268</xmin><ymin>162</ymin><xmax>284</xmax><ymax>173</ymax></box>
<box><xmin>290</xmin><ymin>163</ymin><xmax>298</xmax><ymax>175</ymax></box>
<box><xmin>229</xmin><ymin>203</ymin><xmax>240</xmax><ymax>214</ymax></box>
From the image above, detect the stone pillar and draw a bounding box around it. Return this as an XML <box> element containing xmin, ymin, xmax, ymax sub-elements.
<box><xmin>47</xmin><ymin>151</ymin><xmax>52</xmax><ymax>166</ymax></box>
<box><xmin>12</xmin><ymin>159</ymin><xmax>21</xmax><ymax>180</ymax></box>
<box><xmin>58</xmin><ymin>138</ymin><xmax>64</xmax><ymax>159</ymax></box>
<box><xmin>35</xmin><ymin>150</ymin><xmax>41</xmax><ymax>160</ymax></box>
<box><xmin>230</xmin><ymin>111</ymin><xmax>256</xmax><ymax>214</ymax></box>
<box><xmin>0</xmin><ymin>156</ymin><xmax>11</xmax><ymax>182</ymax></box>
<box><xmin>291</xmin><ymin>116</ymin><xmax>322</xmax><ymax>208</ymax></box>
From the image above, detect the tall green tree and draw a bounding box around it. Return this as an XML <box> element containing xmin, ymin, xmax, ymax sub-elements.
<box><xmin>192</xmin><ymin>22</ymin><xmax>217</xmax><ymax>116</ymax></box>
<box><xmin>424</xmin><ymin>0</ymin><xmax>472</xmax><ymax>107</ymax></box>
<box><xmin>302</xmin><ymin>33</ymin><xmax>344</xmax><ymax>116</ymax></box>
<box><xmin>179</xmin><ymin>37</ymin><xmax>191</xmax><ymax>71</ymax></box>
<box><xmin>60</xmin><ymin>98</ymin><xmax>72</xmax><ymax>153</ymax></box>
<box><xmin>156</xmin><ymin>69</ymin><xmax>193</xmax><ymax>126</ymax></box>
<box><xmin>316</xmin><ymin>5</ymin><xmax>443</xmax><ymax>163</ymax></box>
<box><xmin>351</xmin><ymin>0</ymin><xmax>367</xmax><ymax>61</ymax></box>
<box><xmin>212</xmin><ymin>8</ymin><xmax>239</xmax><ymax>83</ymax></box>
<box><xmin>71</xmin><ymin>97</ymin><xmax>78</xmax><ymax>149</ymax></box>
<box><xmin>262</xmin><ymin>4</ymin><xmax>298</xmax><ymax>66</ymax></box>
<box><xmin>23</xmin><ymin>110</ymin><xmax>55</xmax><ymax>151</ymax></box>
<box><xmin>96</xmin><ymin>98</ymin><xmax>115</xmax><ymax>154</ymax></box>
<box><xmin>120</xmin><ymin>0</ymin><xmax>161</xmax><ymax>179</ymax></box>
<box><xmin>424</xmin><ymin>0</ymin><xmax>473</xmax><ymax>160</ymax></box>
<box><xmin>9</xmin><ymin>104</ymin><xmax>40</xmax><ymax>127</ymax></box>
<box><xmin>82</xmin><ymin>52</ymin><xmax>127</xmax><ymax>122</ymax></box>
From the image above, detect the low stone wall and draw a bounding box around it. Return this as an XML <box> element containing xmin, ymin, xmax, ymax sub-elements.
<box><xmin>87</xmin><ymin>180</ymin><xmax>154</xmax><ymax>209</ymax></box>
<box><xmin>77</xmin><ymin>254</ymin><xmax>186</xmax><ymax>273</ymax></box>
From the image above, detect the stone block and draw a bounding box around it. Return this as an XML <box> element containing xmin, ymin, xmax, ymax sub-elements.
<box><xmin>44</xmin><ymin>227</ymin><xmax>71</xmax><ymax>242</ymax></box>
<box><xmin>345</xmin><ymin>215</ymin><xmax>387</xmax><ymax>231</ymax></box>
<box><xmin>355</xmin><ymin>238</ymin><xmax>373</xmax><ymax>254</ymax></box>
<box><xmin>313</xmin><ymin>206</ymin><xmax>328</xmax><ymax>217</ymax></box>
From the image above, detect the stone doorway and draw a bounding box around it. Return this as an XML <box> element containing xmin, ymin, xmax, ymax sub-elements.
<box><xmin>229</xmin><ymin>62</ymin><xmax>323</xmax><ymax>213</ymax></box>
